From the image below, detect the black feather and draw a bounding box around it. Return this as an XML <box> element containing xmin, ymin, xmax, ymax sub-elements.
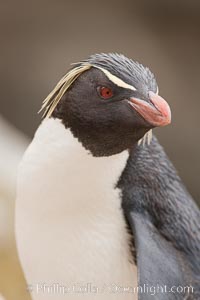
<box><xmin>118</xmin><ymin>136</ymin><xmax>200</xmax><ymax>299</ymax></box>
<box><xmin>83</xmin><ymin>53</ymin><xmax>158</xmax><ymax>96</ymax></box>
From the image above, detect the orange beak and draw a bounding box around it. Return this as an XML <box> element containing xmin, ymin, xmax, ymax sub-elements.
<box><xmin>129</xmin><ymin>91</ymin><xmax>171</xmax><ymax>127</ymax></box>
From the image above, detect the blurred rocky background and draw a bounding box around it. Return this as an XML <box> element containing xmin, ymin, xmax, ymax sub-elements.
<box><xmin>0</xmin><ymin>0</ymin><xmax>200</xmax><ymax>299</ymax></box>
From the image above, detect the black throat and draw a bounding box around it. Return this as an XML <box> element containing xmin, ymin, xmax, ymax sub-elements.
<box><xmin>51</xmin><ymin>111</ymin><xmax>149</xmax><ymax>156</ymax></box>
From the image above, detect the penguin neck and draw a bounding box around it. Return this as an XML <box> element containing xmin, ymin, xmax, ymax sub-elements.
<box><xmin>32</xmin><ymin>118</ymin><xmax>129</xmax><ymax>213</ymax></box>
<box><xmin>53</xmin><ymin>107</ymin><xmax>146</xmax><ymax>157</ymax></box>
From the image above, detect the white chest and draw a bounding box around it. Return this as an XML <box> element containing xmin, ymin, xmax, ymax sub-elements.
<box><xmin>16</xmin><ymin>119</ymin><xmax>138</xmax><ymax>300</ymax></box>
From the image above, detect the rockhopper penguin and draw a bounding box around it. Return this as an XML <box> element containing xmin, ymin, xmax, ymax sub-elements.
<box><xmin>15</xmin><ymin>53</ymin><xmax>200</xmax><ymax>300</ymax></box>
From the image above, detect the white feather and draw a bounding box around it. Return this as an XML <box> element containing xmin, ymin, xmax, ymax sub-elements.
<box><xmin>16</xmin><ymin>118</ymin><xmax>138</xmax><ymax>300</ymax></box>
<box><xmin>94</xmin><ymin>66</ymin><xmax>137</xmax><ymax>91</ymax></box>
<box><xmin>138</xmin><ymin>129</ymin><xmax>152</xmax><ymax>146</ymax></box>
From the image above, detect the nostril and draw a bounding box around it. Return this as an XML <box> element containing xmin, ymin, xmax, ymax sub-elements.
<box><xmin>148</xmin><ymin>91</ymin><xmax>160</xmax><ymax>111</ymax></box>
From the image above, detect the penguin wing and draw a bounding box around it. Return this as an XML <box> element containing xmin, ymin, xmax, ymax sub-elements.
<box><xmin>127</xmin><ymin>211</ymin><xmax>191</xmax><ymax>300</ymax></box>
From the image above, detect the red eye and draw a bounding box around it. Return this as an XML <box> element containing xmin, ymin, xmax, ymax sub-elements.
<box><xmin>99</xmin><ymin>86</ymin><xmax>113</xmax><ymax>99</ymax></box>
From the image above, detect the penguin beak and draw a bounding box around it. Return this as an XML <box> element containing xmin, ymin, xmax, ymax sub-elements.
<box><xmin>128</xmin><ymin>91</ymin><xmax>171</xmax><ymax>127</ymax></box>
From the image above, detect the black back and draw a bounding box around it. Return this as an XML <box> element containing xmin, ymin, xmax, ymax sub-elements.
<box><xmin>119</xmin><ymin>136</ymin><xmax>200</xmax><ymax>299</ymax></box>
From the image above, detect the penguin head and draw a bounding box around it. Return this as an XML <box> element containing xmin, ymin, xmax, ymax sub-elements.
<box><xmin>42</xmin><ymin>53</ymin><xmax>171</xmax><ymax>156</ymax></box>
